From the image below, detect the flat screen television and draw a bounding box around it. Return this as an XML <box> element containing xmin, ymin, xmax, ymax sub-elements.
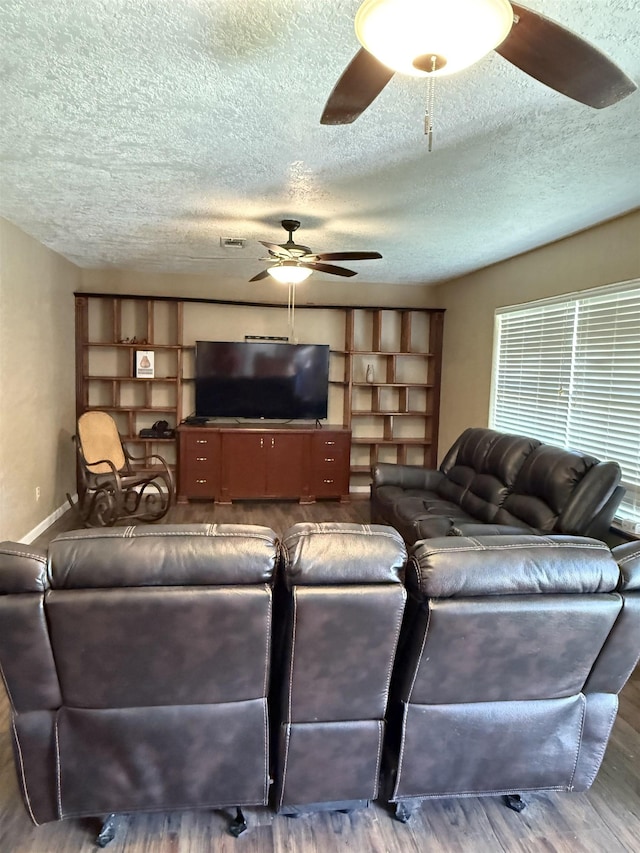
<box><xmin>195</xmin><ymin>340</ymin><xmax>330</xmax><ymax>420</ymax></box>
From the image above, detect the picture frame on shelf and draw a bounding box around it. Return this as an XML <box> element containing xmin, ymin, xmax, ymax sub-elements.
<box><xmin>134</xmin><ymin>350</ymin><xmax>155</xmax><ymax>378</ymax></box>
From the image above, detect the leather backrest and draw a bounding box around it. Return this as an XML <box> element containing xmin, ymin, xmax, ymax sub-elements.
<box><xmin>45</xmin><ymin>525</ymin><xmax>277</xmax><ymax>710</ymax></box>
<box><xmin>437</xmin><ymin>428</ymin><xmax>538</xmax><ymax>516</ymax></box>
<box><xmin>280</xmin><ymin>523</ymin><xmax>407</xmax><ymax>723</ymax></box>
<box><xmin>495</xmin><ymin>445</ymin><xmax>620</xmax><ymax>533</ymax></box>
<box><xmin>0</xmin><ymin>526</ymin><xmax>280</xmax><ymax>823</ymax></box>
<box><xmin>400</xmin><ymin>536</ymin><xmax>622</xmax><ymax>705</ymax></box>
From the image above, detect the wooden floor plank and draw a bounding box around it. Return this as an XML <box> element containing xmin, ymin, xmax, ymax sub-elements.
<box><xmin>0</xmin><ymin>501</ymin><xmax>636</xmax><ymax>852</ymax></box>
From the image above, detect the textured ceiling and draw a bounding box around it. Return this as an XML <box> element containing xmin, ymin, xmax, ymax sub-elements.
<box><xmin>1</xmin><ymin>0</ymin><xmax>639</xmax><ymax>286</ymax></box>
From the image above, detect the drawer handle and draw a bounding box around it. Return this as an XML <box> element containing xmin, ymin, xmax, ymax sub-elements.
<box><xmin>196</xmin><ymin>456</ymin><xmax>207</xmax><ymax>461</ymax></box>
<box><xmin>324</xmin><ymin>457</ymin><xmax>335</xmax><ymax>463</ymax></box>
<box><xmin>196</xmin><ymin>479</ymin><xmax>207</xmax><ymax>484</ymax></box>
<box><xmin>323</xmin><ymin>479</ymin><xmax>334</xmax><ymax>484</ymax></box>
<box><xmin>325</xmin><ymin>441</ymin><xmax>336</xmax><ymax>445</ymax></box>
<box><xmin>196</xmin><ymin>439</ymin><xmax>207</xmax><ymax>444</ymax></box>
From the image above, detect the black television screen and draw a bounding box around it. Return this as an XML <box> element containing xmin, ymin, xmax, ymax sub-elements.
<box><xmin>195</xmin><ymin>341</ymin><xmax>330</xmax><ymax>420</ymax></box>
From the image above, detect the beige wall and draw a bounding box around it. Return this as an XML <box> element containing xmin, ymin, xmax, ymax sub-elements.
<box><xmin>433</xmin><ymin>210</ymin><xmax>640</xmax><ymax>457</ymax></box>
<box><xmin>0</xmin><ymin>217</ymin><xmax>80</xmax><ymax>541</ymax></box>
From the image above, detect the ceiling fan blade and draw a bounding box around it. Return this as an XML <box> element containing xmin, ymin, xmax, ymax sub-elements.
<box><xmin>260</xmin><ymin>241</ymin><xmax>293</xmax><ymax>258</ymax></box>
<box><xmin>249</xmin><ymin>269</ymin><xmax>271</xmax><ymax>282</ymax></box>
<box><xmin>301</xmin><ymin>262</ymin><xmax>358</xmax><ymax>277</ymax></box>
<box><xmin>312</xmin><ymin>251</ymin><xmax>383</xmax><ymax>262</ymax></box>
<box><xmin>496</xmin><ymin>3</ymin><xmax>637</xmax><ymax>108</ymax></box>
<box><xmin>321</xmin><ymin>48</ymin><xmax>395</xmax><ymax>125</ymax></box>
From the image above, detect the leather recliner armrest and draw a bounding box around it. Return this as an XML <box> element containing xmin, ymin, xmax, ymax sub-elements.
<box><xmin>0</xmin><ymin>542</ymin><xmax>49</xmax><ymax>594</ymax></box>
<box><xmin>612</xmin><ymin>541</ymin><xmax>640</xmax><ymax>591</ymax></box>
<box><xmin>372</xmin><ymin>463</ymin><xmax>444</xmax><ymax>491</ymax></box>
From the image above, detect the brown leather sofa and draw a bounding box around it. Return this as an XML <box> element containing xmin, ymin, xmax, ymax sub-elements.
<box><xmin>385</xmin><ymin>534</ymin><xmax>640</xmax><ymax>821</ymax></box>
<box><xmin>371</xmin><ymin>427</ymin><xmax>624</xmax><ymax>545</ymax></box>
<box><xmin>274</xmin><ymin>522</ymin><xmax>407</xmax><ymax>815</ymax></box>
<box><xmin>0</xmin><ymin>524</ymin><xmax>279</xmax><ymax>843</ymax></box>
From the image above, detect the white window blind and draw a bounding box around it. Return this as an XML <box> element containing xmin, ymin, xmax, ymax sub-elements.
<box><xmin>491</xmin><ymin>281</ymin><xmax>640</xmax><ymax>525</ymax></box>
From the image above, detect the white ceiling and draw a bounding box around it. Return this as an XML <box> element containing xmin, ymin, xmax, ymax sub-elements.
<box><xmin>1</xmin><ymin>0</ymin><xmax>639</xmax><ymax>286</ymax></box>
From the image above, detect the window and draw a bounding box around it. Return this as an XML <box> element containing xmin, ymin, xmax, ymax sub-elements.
<box><xmin>490</xmin><ymin>280</ymin><xmax>640</xmax><ymax>527</ymax></box>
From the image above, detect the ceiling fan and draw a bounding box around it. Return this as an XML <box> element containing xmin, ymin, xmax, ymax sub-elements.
<box><xmin>321</xmin><ymin>0</ymin><xmax>637</xmax><ymax>125</ymax></box>
<box><xmin>249</xmin><ymin>219</ymin><xmax>382</xmax><ymax>283</ymax></box>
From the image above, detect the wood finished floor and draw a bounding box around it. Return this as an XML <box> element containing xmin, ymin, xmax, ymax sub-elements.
<box><xmin>1</xmin><ymin>500</ymin><xmax>638</xmax><ymax>852</ymax></box>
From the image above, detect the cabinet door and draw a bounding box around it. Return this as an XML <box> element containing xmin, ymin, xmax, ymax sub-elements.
<box><xmin>265</xmin><ymin>434</ymin><xmax>305</xmax><ymax>498</ymax></box>
<box><xmin>222</xmin><ymin>433</ymin><xmax>267</xmax><ymax>498</ymax></box>
<box><xmin>178</xmin><ymin>430</ymin><xmax>220</xmax><ymax>499</ymax></box>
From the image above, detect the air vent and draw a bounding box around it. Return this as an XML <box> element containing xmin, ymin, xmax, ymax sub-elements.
<box><xmin>220</xmin><ymin>237</ymin><xmax>246</xmax><ymax>249</ymax></box>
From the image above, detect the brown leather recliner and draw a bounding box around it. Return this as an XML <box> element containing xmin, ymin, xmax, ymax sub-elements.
<box><xmin>385</xmin><ymin>534</ymin><xmax>640</xmax><ymax>821</ymax></box>
<box><xmin>0</xmin><ymin>524</ymin><xmax>279</xmax><ymax>843</ymax></box>
<box><xmin>274</xmin><ymin>522</ymin><xmax>407</xmax><ymax>815</ymax></box>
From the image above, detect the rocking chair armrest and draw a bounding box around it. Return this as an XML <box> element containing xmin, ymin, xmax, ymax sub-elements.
<box><xmin>86</xmin><ymin>458</ymin><xmax>123</xmax><ymax>479</ymax></box>
<box><xmin>125</xmin><ymin>450</ymin><xmax>172</xmax><ymax>474</ymax></box>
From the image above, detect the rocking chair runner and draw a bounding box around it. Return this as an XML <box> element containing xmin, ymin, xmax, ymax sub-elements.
<box><xmin>68</xmin><ymin>411</ymin><xmax>174</xmax><ymax>526</ymax></box>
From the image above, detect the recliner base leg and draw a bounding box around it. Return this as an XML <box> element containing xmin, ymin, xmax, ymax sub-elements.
<box><xmin>394</xmin><ymin>800</ymin><xmax>421</xmax><ymax>823</ymax></box>
<box><xmin>95</xmin><ymin>814</ymin><xmax>118</xmax><ymax>847</ymax></box>
<box><xmin>503</xmin><ymin>794</ymin><xmax>527</xmax><ymax>813</ymax></box>
<box><xmin>228</xmin><ymin>807</ymin><xmax>247</xmax><ymax>837</ymax></box>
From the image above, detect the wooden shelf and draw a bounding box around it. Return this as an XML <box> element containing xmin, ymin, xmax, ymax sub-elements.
<box><xmin>344</xmin><ymin>308</ymin><xmax>443</xmax><ymax>475</ymax></box>
<box><xmin>351</xmin><ymin>437</ymin><xmax>432</xmax><ymax>446</ymax></box>
<box><xmin>83</xmin><ymin>376</ymin><xmax>179</xmax><ymax>382</ymax></box>
<box><xmin>84</xmin><ymin>342</ymin><xmax>183</xmax><ymax>350</ymax></box>
<box><xmin>75</xmin><ymin>296</ymin><xmax>444</xmax><ymax>496</ymax></box>
<box><xmin>352</xmin><ymin>381</ymin><xmax>434</xmax><ymax>388</ymax></box>
<box><xmin>86</xmin><ymin>406</ymin><xmax>177</xmax><ymax>413</ymax></box>
<box><xmin>351</xmin><ymin>410</ymin><xmax>431</xmax><ymax>416</ymax></box>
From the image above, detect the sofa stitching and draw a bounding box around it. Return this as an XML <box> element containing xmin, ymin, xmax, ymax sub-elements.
<box><xmin>416</xmin><ymin>542</ymin><xmax>609</xmax><ymax>559</ymax></box>
<box><xmin>568</xmin><ymin>694</ymin><xmax>587</xmax><ymax>789</ymax></box>
<box><xmin>406</xmin><ymin>602</ymin><xmax>431</xmax><ymax>704</ymax></box>
<box><xmin>392</xmin><ymin>784</ymin><xmax>568</xmax><ymax>800</ymax></box>
<box><xmin>381</xmin><ymin>589</ymin><xmax>408</xmax><ymax>713</ymax></box>
<box><xmin>262</xmin><ymin>699</ymin><xmax>269</xmax><ymax>805</ymax></box>
<box><xmin>616</xmin><ymin>552</ymin><xmax>640</xmax><ymax>566</ymax></box>
<box><xmin>0</xmin><ymin>548</ymin><xmax>47</xmax><ymax>563</ymax></box>
<box><xmin>54</xmin><ymin>714</ymin><xmax>63</xmax><ymax>819</ymax></box>
<box><xmin>278</xmin><ymin>724</ymin><xmax>292</xmax><ymax>811</ymax></box>
<box><xmin>392</xmin><ymin>703</ymin><xmax>409</xmax><ymax>801</ymax></box>
<box><xmin>53</xmin><ymin>530</ymin><xmax>277</xmax><ymax>543</ymax></box>
<box><xmin>10</xmin><ymin>717</ymin><xmax>40</xmax><ymax>826</ymax></box>
<box><xmin>287</xmin><ymin>590</ymin><xmax>298</xmax><ymax>727</ymax></box>
<box><xmin>263</xmin><ymin>588</ymin><xmax>272</xmax><ymax>699</ymax></box>
<box><xmin>577</xmin><ymin>700</ymin><xmax>619</xmax><ymax>790</ymax></box>
<box><xmin>372</xmin><ymin>720</ymin><xmax>383</xmax><ymax>800</ymax></box>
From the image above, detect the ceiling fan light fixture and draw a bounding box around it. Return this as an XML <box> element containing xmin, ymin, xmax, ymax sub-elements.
<box><xmin>267</xmin><ymin>262</ymin><xmax>314</xmax><ymax>284</ymax></box>
<box><xmin>354</xmin><ymin>0</ymin><xmax>514</xmax><ymax>77</ymax></box>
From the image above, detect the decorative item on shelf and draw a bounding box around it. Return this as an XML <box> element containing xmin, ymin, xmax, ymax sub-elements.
<box><xmin>139</xmin><ymin>420</ymin><xmax>174</xmax><ymax>439</ymax></box>
<box><xmin>366</xmin><ymin>364</ymin><xmax>374</xmax><ymax>384</ymax></box>
<box><xmin>134</xmin><ymin>350</ymin><xmax>155</xmax><ymax>378</ymax></box>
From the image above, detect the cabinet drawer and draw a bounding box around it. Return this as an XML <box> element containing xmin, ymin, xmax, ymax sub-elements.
<box><xmin>178</xmin><ymin>430</ymin><xmax>220</xmax><ymax>499</ymax></box>
<box><xmin>310</xmin><ymin>470</ymin><xmax>349</xmax><ymax>497</ymax></box>
<box><xmin>312</xmin><ymin>432</ymin><xmax>350</xmax><ymax>461</ymax></box>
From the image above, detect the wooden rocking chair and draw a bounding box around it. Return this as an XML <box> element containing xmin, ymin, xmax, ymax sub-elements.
<box><xmin>67</xmin><ymin>411</ymin><xmax>174</xmax><ymax>526</ymax></box>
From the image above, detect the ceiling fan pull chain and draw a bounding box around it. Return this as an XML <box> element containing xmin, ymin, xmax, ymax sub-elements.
<box><xmin>424</xmin><ymin>55</ymin><xmax>437</xmax><ymax>152</ymax></box>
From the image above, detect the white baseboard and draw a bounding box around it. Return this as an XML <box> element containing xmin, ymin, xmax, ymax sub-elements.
<box><xmin>20</xmin><ymin>496</ymin><xmax>76</xmax><ymax>545</ymax></box>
